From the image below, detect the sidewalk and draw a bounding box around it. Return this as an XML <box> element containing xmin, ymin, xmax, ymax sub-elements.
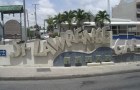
<box><xmin>0</xmin><ymin>62</ymin><xmax>140</xmax><ymax>80</ymax></box>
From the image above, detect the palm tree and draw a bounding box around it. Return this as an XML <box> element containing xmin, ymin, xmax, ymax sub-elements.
<box><xmin>85</xmin><ymin>12</ymin><xmax>94</xmax><ymax>22</ymax></box>
<box><xmin>74</xmin><ymin>9</ymin><xmax>88</xmax><ymax>28</ymax></box>
<box><xmin>46</xmin><ymin>17</ymin><xmax>55</xmax><ymax>33</ymax></box>
<box><xmin>95</xmin><ymin>10</ymin><xmax>110</xmax><ymax>28</ymax></box>
<box><xmin>74</xmin><ymin>9</ymin><xmax>94</xmax><ymax>33</ymax></box>
<box><xmin>53</xmin><ymin>13</ymin><xmax>64</xmax><ymax>32</ymax></box>
<box><xmin>63</xmin><ymin>10</ymin><xmax>75</xmax><ymax>30</ymax></box>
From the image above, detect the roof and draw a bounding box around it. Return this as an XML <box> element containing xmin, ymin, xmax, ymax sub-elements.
<box><xmin>30</xmin><ymin>28</ymin><xmax>36</xmax><ymax>31</ymax></box>
<box><xmin>110</xmin><ymin>18</ymin><xmax>132</xmax><ymax>22</ymax></box>
<box><xmin>84</xmin><ymin>21</ymin><xmax>140</xmax><ymax>26</ymax></box>
<box><xmin>0</xmin><ymin>5</ymin><xmax>24</xmax><ymax>14</ymax></box>
<box><xmin>110</xmin><ymin>22</ymin><xmax>140</xmax><ymax>25</ymax></box>
<box><xmin>61</xmin><ymin>22</ymin><xmax>77</xmax><ymax>25</ymax></box>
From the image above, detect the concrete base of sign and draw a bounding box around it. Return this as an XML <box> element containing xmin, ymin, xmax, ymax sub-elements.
<box><xmin>101</xmin><ymin>62</ymin><xmax>115</xmax><ymax>65</ymax></box>
<box><xmin>87</xmin><ymin>62</ymin><xmax>114</xmax><ymax>66</ymax></box>
<box><xmin>87</xmin><ymin>63</ymin><xmax>101</xmax><ymax>66</ymax></box>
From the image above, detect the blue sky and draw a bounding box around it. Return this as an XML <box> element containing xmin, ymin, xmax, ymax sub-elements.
<box><xmin>0</xmin><ymin>0</ymin><xmax>120</xmax><ymax>27</ymax></box>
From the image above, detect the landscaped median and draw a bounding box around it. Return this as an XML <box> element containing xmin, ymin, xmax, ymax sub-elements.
<box><xmin>0</xmin><ymin>62</ymin><xmax>140</xmax><ymax>80</ymax></box>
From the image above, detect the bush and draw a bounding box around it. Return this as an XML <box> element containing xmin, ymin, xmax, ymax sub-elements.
<box><xmin>49</xmin><ymin>32</ymin><xmax>60</xmax><ymax>38</ymax></box>
<box><xmin>27</xmin><ymin>28</ymin><xmax>34</xmax><ymax>38</ymax></box>
<box><xmin>17</xmin><ymin>40</ymin><xmax>25</xmax><ymax>44</ymax></box>
<box><xmin>104</xmin><ymin>55</ymin><xmax>111</xmax><ymax>62</ymax></box>
<box><xmin>85</xmin><ymin>56</ymin><xmax>92</xmax><ymax>63</ymax></box>
<box><xmin>64</xmin><ymin>57</ymin><xmax>71</xmax><ymax>67</ymax></box>
<box><xmin>75</xmin><ymin>56</ymin><xmax>82</xmax><ymax>66</ymax></box>
<box><xmin>96</xmin><ymin>55</ymin><xmax>102</xmax><ymax>63</ymax></box>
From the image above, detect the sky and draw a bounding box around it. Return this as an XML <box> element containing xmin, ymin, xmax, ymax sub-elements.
<box><xmin>0</xmin><ymin>0</ymin><xmax>121</xmax><ymax>27</ymax></box>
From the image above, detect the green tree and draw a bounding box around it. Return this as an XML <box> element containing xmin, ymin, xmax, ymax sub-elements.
<box><xmin>27</xmin><ymin>28</ymin><xmax>34</xmax><ymax>39</ymax></box>
<box><xmin>47</xmin><ymin>17</ymin><xmax>55</xmax><ymax>33</ymax></box>
<box><xmin>73</xmin><ymin>9</ymin><xmax>94</xmax><ymax>33</ymax></box>
<box><xmin>63</xmin><ymin>10</ymin><xmax>75</xmax><ymax>30</ymax></box>
<box><xmin>85</xmin><ymin>12</ymin><xmax>94</xmax><ymax>22</ymax></box>
<box><xmin>74</xmin><ymin>9</ymin><xmax>87</xmax><ymax>28</ymax></box>
<box><xmin>34</xmin><ymin>24</ymin><xmax>41</xmax><ymax>39</ymax></box>
<box><xmin>53</xmin><ymin>13</ymin><xmax>64</xmax><ymax>32</ymax></box>
<box><xmin>95</xmin><ymin>10</ymin><xmax>110</xmax><ymax>28</ymax></box>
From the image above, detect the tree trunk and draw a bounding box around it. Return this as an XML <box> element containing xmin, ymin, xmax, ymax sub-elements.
<box><xmin>79</xmin><ymin>25</ymin><xmax>84</xmax><ymax>33</ymax></box>
<box><xmin>60</xmin><ymin>24</ymin><xmax>61</xmax><ymax>32</ymax></box>
<box><xmin>69</xmin><ymin>24</ymin><xmax>71</xmax><ymax>30</ymax></box>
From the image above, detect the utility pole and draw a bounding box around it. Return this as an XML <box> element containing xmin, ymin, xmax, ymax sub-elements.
<box><xmin>44</xmin><ymin>19</ymin><xmax>46</xmax><ymax>34</ymax></box>
<box><xmin>107</xmin><ymin>0</ymin><xmax>111</xmax><ymax>18</ymax></box>
<box><xmin>23</xmin><ymin>0</ymin><xmax>27</xmax><ymax>41</ymax></box>
<box><xmin>26</xmin><ymin>9</ymin><xmax>30</xmax><ymax>28</ymax></box>
<box><xmin>32</xmin><ymin>4</ymin><xmax>39</xmax><ymax>25</ymax></box>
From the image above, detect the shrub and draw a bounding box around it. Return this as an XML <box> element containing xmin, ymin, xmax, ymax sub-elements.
<box><xmin>49</xmin><ymin>32</ymin><xmax>60</xmax><ymax>38</ymax></box>
<box><xmin>104</xmin><ymin>55</ymin><xmax>111</xmax><ymax>62</ymax></box>
<box><xmin>85</xmin><ymin>56</ymin><xmax>92</xmax><ymax>63</ymax></box>
<box><xmin>96</xmin><ymin>55</ymin><xmax>102</xmax><ymax>63</ymax></box>
<box><xmin>17</xmin><ymin>40</ymin><xmax>25</xmax><ymax>44</ymax></box>
<box><xmin>64</xmin><ymin>57</ymin><xmax>71</xmax><ymax>67</ymax></box>
<box><xmin>75</xmin><ymin>56</ymin><xmax>82</xmax><ymax>66</ymax></box>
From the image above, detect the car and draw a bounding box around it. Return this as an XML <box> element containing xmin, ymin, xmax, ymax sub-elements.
<box><xmin>40</xmin><ymin>34</ymin><xmax>49</xmax><ymax>39</ymax></box>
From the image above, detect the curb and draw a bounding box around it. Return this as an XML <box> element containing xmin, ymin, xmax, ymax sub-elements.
<box><xmin>0</xmin><ymin>69</ymin><xmax>140</xmax><ymax>81</ymax></box>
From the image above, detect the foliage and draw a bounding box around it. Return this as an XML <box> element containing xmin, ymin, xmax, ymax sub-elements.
<box><xmin>104</xmin><ymin>55</ymin><xmax>111</xmax><ymax>62</ymax></box>
<box><xmin>75</xmin><ymin>56</ymin><xmax>81</xmax><ymax>63</ymax></box>
<box><xmin>53</xmin><ymin>13</ymin><xmax>64</xmax><ymax>32</ymax></box>
<box><xmin>74</xmin><ymin>9</ymin><xmax>93</xmax><ymax>28</ymax></box>
<box><xmin>85</xmin><ymin>56</ymin><xmax>92</xmax><ymax>63</ymax></box>
<box><xmin>95</xmin><ymin>10</ymin><xmax>110</xmax><ymax>28</ymax></box>
<box><xmin>85</xmin><ymin>12</ymin><xmax>94</xmax><ymax>22</ymax></box>
<box><xmin>34</xmin><ymin>24</ymin><xmax>41</xmax><ymax>30</ymax></box>
<box><xmin>45</xmin><ymin>9</ymin><xmax>93</xmax><ymax>32</ymax></box>
<box><xmin>96</xmin><ymin>55</ymin><xmax>102</xmax><ymax>63</ymax></box>
<box><xmin>47</xmin><ymin>25</ymin><xmax>54</xmax><ymax>33</ymax></box>
<box><xmin>63</xmin><ymin>10</ymin><xmax>75</xmax><ymax>30</ymax></box>
<box><xmin>49</xmin><ymin>32</ymin><xmax>60</xmax><ymax>38</ymax></box>
<box><xmin>64</xmin><ymin>57</ymin><xmax>71</xmax><ymax>67</ymax></box>
<box><xmin>27</xmin><ymin>28</ymin><xmax>34</xmax><ymax>39</ymax></box>
<box><xmin>75</xmin><ymin>56</ymin><xmax>82</xmax><ymax>66</ymax></box>
<box><xmin>46</xmin><ymin>17</ymin><xmax>55</xmax><ymax>33</ymax></box>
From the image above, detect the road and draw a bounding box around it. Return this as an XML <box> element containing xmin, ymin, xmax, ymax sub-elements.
<box><xmin>0</xmin><ymin>71</ymin><xmax>140</xmax><ymax>90</ymax></box>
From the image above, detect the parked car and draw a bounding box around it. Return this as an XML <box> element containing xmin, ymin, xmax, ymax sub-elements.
<box><xmin>40</xmin><ymin>34</ymin><xmax>49</xmax><ymax>39</ymax></box>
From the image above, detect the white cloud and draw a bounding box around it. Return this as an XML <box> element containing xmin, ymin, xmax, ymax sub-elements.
<box><xmin>76</xmin><ymin>0</ymin><xmax>120</xmax><ymax>14</ymax></box>
<box><xmin>13</xmin><ymin>0</ymin><xmax>22</xmax><ymax>5</ymax></box>
<box><xmin>80</xmin><ymin>0</ymin><xmax>98</xmax><ymax>5</ymax></box>
<box><xmin>84</xmin><ymin>4</ymin><xmax>103</xmax><ymax>14</ymax></box>
<box><xmin>0</xmin><ymin>1</ymin><xmax>7</xmax><ymax>5</ymax></box>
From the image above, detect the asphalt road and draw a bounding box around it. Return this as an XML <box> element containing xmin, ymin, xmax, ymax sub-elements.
<box><xmin>0</xmin><ymin>71</ymin><xmax>140</xmax><ymax>90</ymax></box>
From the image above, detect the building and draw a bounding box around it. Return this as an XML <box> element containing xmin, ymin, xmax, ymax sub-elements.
<box><xmin>112</xmin><ymin>0</ymin><xmax>140</xmax><ymax>37</ymax></box>
<box><xmin>112</xmin><ymin>0</ymin><xmax>140</xmax><ymax>21</ymax></box>
<box><xmin>84</xmin><ymin>18</ymin><xmax>140</xmax><ymax>40</ymax></box>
